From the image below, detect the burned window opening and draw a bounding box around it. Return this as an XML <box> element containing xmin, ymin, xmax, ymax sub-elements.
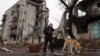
<box><xmin>36</xmin><ymin>14</ymin><xmax>42</xmax><ymax>20</ymax></box>
<box><xmin>37</xmin><ymin>5</ymin><xmax>43</xmax><ymax>14</ymax></box>
<box><xmin>10</xmin><ymin>30</ymin><xmax>17</xmax><ymax>41</ymax></box>
<box><xmin>10</xmin><ymin>33</ymin><xmax>17</xmax><ymax>41</ymax></box>
<box><xmin>16</xmin><ymin>4</ymin><xmax>20</xmax><ymax>9</ymax></box>
<box><xmin>76</xmin><ymin>24</ymin><xmax>88</xmax><ymax>34</ymax></box>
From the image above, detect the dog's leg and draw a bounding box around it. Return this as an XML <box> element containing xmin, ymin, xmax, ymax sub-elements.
<box><xmin>68</xmin><ymin>46</ymin><xmax>70</xmax><ymax>53</ymax></box>
<box><xmin>70</xmin><ymin>45</ymin><xmax>74</xmax><ymax>54</ymax></box>
<box><xmin>62</xmin><ymin>42</ymin><xmax>67</xmax><ymax>54</ymax></box>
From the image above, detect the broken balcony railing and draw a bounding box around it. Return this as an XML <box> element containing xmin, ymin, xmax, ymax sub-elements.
<box><xmin>10</xmin><ymin>23</ymin><xmax>18</xmax><ymax>30</ymax></box>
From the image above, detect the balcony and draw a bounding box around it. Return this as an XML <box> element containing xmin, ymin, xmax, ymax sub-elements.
<box><xmin>11</xmin><ymin>9</ymin><xmax>20</xmax><ymax>19</ymax></box>
<box><xmin>12</xmin><ymin>17</ymin><xmax>19</xmax><ymax>22</ymax></box>
<box><xmin>10</xmin><ymin>31</ymin><xmax>17</xmax><ymax>40</ymax></box>
<box><xmin>10</xmin><ymin>23</ymin><xmax>18</xmax><ymax>30</ymax></box>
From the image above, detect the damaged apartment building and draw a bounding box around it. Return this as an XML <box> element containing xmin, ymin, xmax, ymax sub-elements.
<box><xmin>57</xmin><ymin>0</ymin><xmax>100</xmax><ymax>40</ymax></box>
<box><xmin>1</xmin><ymin>0</ymin><xmax>49</xmax><ymax>44</ymax></box>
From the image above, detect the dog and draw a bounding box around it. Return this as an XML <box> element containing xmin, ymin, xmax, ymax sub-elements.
<box><xmin>62</xmin><ymin>36</ymin><xmax>82</xmax><ymax>54</ymax></box>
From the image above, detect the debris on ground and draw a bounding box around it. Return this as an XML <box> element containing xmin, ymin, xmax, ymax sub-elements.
<box><xmin>0</xmin><ymin>47</ymin><xmax>13</xmax><ymax>52</ymax></box>
<box><xmin>1</xmin><ymin>47</ymin><xmax>13</xmax><ymax>52</ymax></box>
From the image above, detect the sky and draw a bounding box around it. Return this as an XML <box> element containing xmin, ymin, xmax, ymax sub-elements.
<box><xmin>46</xmin><ymin>0</ymin><xmax>65</xmax><ymax>28</ymax></box>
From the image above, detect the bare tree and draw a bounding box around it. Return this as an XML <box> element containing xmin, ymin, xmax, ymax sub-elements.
<box><xmin>59</xmin><ymin>0</ymin><xmax>78</xmax><ymax>39</ymax></box>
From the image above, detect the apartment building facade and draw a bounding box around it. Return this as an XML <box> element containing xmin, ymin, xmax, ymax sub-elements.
<box><xmin>1</xmin><ymin>0</ymin><xmax>49</xmax><ymax>44</ymax></box>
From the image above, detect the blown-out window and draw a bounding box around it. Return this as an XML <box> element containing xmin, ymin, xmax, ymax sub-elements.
<box><xmin>97</xmin><ymin>3</ymin><xmax>100</xmax><ymax>7</ymax></box>
<box><xmin>77</xmin><ymin>24</ymin><xmax>88</xmax><ymax>34</ymax></box>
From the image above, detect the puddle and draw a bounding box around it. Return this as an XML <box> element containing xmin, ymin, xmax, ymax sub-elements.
<box><xmin>96</xmin><ymin>49</ymin><xmax>100</xmax><ymax>53</ymax></box>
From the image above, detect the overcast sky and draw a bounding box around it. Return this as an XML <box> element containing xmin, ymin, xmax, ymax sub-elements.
<box><xmin>46</xmin><ymin>0</ymin><xmax>65</xmax><ymax>28</ymax></box>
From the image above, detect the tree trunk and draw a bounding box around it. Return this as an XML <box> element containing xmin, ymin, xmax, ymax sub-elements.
<box><xmin>60</xmin><ymin>0</ymin><xmax>78</xmax><ymax>39</ymax></box>
<box><xmin>68</xmin><ymin>8</ymin><xmax>76</xmax><ymax>39</ymax></box>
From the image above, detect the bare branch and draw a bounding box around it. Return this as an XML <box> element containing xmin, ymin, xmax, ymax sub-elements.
<box><xmin>59</xmin><ymin>0</ymin><xmax>69</xmax><ymax>9</ymax></box>
<box><xmin>70</xmin><ymin>0</ymin><xmax>78</xmax><ymax>9</ymax></box>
